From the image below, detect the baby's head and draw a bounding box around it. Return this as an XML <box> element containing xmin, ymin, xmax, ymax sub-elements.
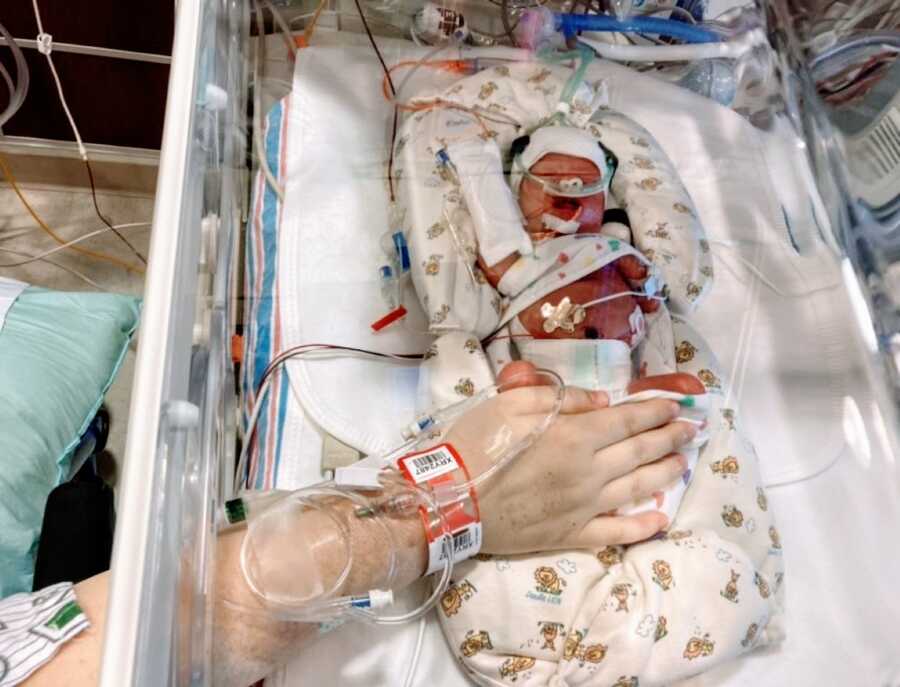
<box><xmin>510</xmin><ymin>126</ymin><xmax>615</xmax><ymax>238</ymax></box>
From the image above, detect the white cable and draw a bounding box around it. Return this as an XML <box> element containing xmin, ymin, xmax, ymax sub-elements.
<box><xmin>0</xmin><ymin>246</ymin><xmax>106</xmax><ymax>290</ymax></box>
<box><xmin>708</xmin><ymin>239</ymin><xmax>841</xmax><ymax>298</ymax></box>
<box><xmin>259</xmin><ymin>0</ymin><xmax>298</xmax><ymax>57</ymax></box>
<box><xmin>578</xmin><ymin>28</ymin><xmax>765</xmax><ymax>62</ymax></box>
<box><xmin>32</xmin><ymin>0</ymin><xmax>87</xmax><ymax>160</ymax></box>
<box><xmin>0</xmin><ymin>228</ymin><xmax>39</xmax><ymax>242</ymax></box>
<box><xmin>0</xmin><ymin>222</ymin><xmax>151</xmax><ymax>268</ymax></box>
<box><xmin>236</xmin><ymin>346</ymin><xmax>420</xmax><ymax>492</ymax></box>
<box><xmin>254</xmin><ymin>4</ymin><xmax>286</xmax><ymax>204</ymax></box>
<box><xmin>581</xmin><ymin>290</ymin><xmax>666</xmax><ymax>309</ymax></box>
<box><xmin>236</xmin><ymin>370</ymin><xmax>275</xmax><ymax>492</ymax></box>
<box><xmin>402</xmin><ymin>615</ymin><xmax>427</xmax><ymax>687</ymax></box>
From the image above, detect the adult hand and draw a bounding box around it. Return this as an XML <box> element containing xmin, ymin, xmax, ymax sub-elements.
<box><xmin>444</xmin><ymin>362</ymin><xmax>699</xmax><ymax>555</ymax></box>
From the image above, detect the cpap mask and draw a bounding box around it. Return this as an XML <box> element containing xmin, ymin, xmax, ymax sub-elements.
<box><xmin>509</xmin><ymin>126</ymin><xmax>618</xmax><ymax>234</ymax></box>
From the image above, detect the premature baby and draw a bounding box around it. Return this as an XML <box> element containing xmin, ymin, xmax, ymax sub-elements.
<box><xmin>395</xmin><ymin>61</ymin><xmax>784</xmax><ymax>686</ymax></box>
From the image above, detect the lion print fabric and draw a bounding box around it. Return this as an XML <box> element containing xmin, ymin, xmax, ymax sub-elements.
<box><xmin>397</xmin><ymin>63</ymin><xmax>780</xmax><ymax>685</ymax></box>
<box><xmin>435</xmin><ymin>319</ymin><xmax>784</xmax><ymax>686</ymax></box>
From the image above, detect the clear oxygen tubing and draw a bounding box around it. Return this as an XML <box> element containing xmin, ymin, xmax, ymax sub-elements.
<box><xmin>0</xmin><ymin>20</ymin><xmax>29</xmax><ymax>129</ymax></box>
<box><xmin>578</xmin><ymin>28</ymin><xmax>766</xmax><ymax>62</ymax></box>
<box><xmin>225</xmin><ymin>477</ymin><xmax>456</xmax><ymax>625</ymax></box>
<box><xmin>536</xmin><ymin>42</ymin><xmax>595</xmax><ymax>111</ymax></box>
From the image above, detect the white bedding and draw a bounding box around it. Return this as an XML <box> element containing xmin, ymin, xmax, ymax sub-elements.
<box><xmin>267</xmin><ymin>29</ymin><xmax>900</xmax><ymax>687</ymax></box>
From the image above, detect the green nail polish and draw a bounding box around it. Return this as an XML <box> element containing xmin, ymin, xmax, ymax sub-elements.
<box><xmin>678</xmin><ymin>396</ymin><xmax>695</xmax><ymax>408</ymax></box>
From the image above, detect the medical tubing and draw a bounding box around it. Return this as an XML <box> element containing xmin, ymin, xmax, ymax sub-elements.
<box><xmin>809</xmin><ymin>31</ymin><xmax>900</xmax><ymax>72</ymax></box>
<box><xmin>452</xmin><ymin>367</ymin><xmax>565</xmax><ymax>495</ymax></box>
<box><xmin>237</xmin><ymin>488</ymin><xmax>355</xmax><ymax>615</ymax></box>
<box><xmin>579</xmin><ymin>29</ymin><xmax>763</xmax><ymax>61</ymax></box>
<box><xmin>258</xmin><ymin>0</ymin><xmax>298</xmax><ymax>57</ymax></box>
<box><xmin>0</xmin><ymin>222</ymin><xmax>151</xmax><ymax>268</ymax></box>
<box><xmin>581</xmin><ymin>290</ymin><xmax>666</xmax><ymax>308</ymax></box>
<box><xmin>0</xmin><ymin>20</ymin><xmax>29</xmax><ymax>129</ymax></box>
<box><xmin>0</xmin><ymin>246</ymin><xmax>107</xmax><ymax>291</ymax></box>
<box><xmin>538</xmin><ymin>43</ymin><xmax>595</xmax><ymax>107</ymax></box>
<box><xmin>254</xmin><ymin>4</ymin><xmax>286</xmax><ymax>203</ymax></box>
<box><xmin>390</xmin><ymin>39</ymin><xmax>462</xmax><ymax>108</ymax></box>
<box><xmin>346</xmin><ymin>474</ymin><xmax>456</xmax><ymax>625</ymax></box>
<box><xmin>234</xmin><ymin>477</ymin><xmax>455</xmax><ymax>624</ymax></box>
<box><xmin>0</xmin><ymin>154</ymin><xmax>146</xmax><ymax>274</ymax></box>
<box><xmin>555</xmin><ymin>13</ymin><xmax>721</xmax><ymax>43</ymax></box>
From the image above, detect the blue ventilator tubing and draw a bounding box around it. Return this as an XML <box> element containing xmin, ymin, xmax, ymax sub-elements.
<box><xmin>554</xmin><ymin>13</ymin><xmax>721</xmax><ymax>44</ymax></box>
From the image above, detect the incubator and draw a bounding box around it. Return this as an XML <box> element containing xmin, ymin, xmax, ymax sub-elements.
<box><xmin>3</xmin><ymin>0</ymin><xmax>899</xmax><ymax>684</ymax></box>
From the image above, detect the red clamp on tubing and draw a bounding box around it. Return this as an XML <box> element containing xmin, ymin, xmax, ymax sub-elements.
<box><xmin>371</xmin><ymin>305</ymin><xmax>408</xmax><ymax>332</ymax></box>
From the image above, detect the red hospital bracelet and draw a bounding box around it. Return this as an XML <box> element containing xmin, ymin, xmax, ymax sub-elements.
<box><xmin>397</xmin><ymin>443</ymin><xmax>482</xmax><ymax>575</ymax></box>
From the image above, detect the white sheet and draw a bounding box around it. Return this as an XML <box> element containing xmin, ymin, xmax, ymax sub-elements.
<box><xmin>0</xmin><ymin>277</ymin><xmax>26</xmax><ymax>335</ymax></box>
<box><xmin>269</xmin><ymin>30</ymin><xmax>899</xmax><ymax>687</ymax></box>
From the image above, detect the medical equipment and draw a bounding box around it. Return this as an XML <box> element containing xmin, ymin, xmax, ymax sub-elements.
<box><xmin>57</xmin><ymin>0</ymin><xmax>900</xmax><ymax>684</ymax></box>
<box><xmin>514</xmin><ymin>6</ymin><xmax>723</xmax><ymax>51</ymax></box>
<box><xmin>412</xmin><ymin>1</ymin><xmax>470</xmax><ymax>45</ymax></box>
<box><xmin>0</xmin><ymin>19</ymin><xmax>29</xmax><ymax>130</ymax></box>
<box><xmin>224</xmin><ymin>365</ymin><xmax>563</xmax><ymax>624</ymax></box>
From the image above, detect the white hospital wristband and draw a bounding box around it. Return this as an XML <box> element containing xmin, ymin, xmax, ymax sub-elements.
<box><xmin>0</xmin><ymin>582</ymin><xmax>89</xmax><ymax>686</ymax></box>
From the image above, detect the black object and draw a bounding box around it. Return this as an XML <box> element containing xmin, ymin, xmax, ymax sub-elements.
<box><xmin>32</xmin><ymin>410</ymin><xmax>115</xmax><ymax>591</ymax></box>
<box><xmin>602</xmin><ymin>207</ymin><xmax>631</xmax><ymax>228</ymax></box>
<box><xmin>509</xmin><ymin>134</ymin><xmax>531</xmax><ymax>160</ymax></box>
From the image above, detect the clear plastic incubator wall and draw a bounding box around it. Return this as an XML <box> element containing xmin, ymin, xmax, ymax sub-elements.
<box><xmin>102</xmin><ymin>0</ymin><xmax>900</xmax><ymax>685</ymax></box>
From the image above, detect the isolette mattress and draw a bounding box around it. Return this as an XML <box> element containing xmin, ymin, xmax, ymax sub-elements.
<box><xmin>243</xmin><ymin>29</ymin><xmax>900</xmax><ymax>687</ymax></box>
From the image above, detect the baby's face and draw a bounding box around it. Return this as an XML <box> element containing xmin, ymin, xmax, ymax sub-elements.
<box><xmin>517</xmin><ymin>153</ymin><xmax>607</xmax><ymax>237</ymax></box>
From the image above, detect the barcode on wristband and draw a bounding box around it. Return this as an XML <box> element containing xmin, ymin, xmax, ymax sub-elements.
<box><xmin>426</xmin><ymin>522</ymin><xmax>483</xmax><ymax>575</ymax></box>
<box><xmin>399</xmin><ymin>444</ymin><xmax>459</xmax><ymax>484</ymax></box>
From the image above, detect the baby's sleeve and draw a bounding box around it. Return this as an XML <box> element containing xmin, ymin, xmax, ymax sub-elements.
<box><xmin>557</xmin><ymin>320</ymin><xmax>784</xmax><ymax>687</ymax></box>
<box><xmin>592</xmin><ymin>112</ymin><xmax>714</xmax><ymax>316</ymax></box>
<box><xmin>396</xmin><ymin>115</ymin><xmax>505</xmax><ymax>339</ymax></box>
